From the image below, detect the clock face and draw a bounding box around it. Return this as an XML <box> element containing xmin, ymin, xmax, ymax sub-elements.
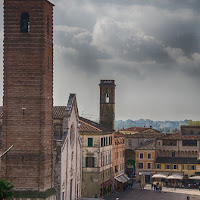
<box><xmin>70</xmin><ymin>124</ymin><xmax>75</xmax><ymax>148</ymax></box>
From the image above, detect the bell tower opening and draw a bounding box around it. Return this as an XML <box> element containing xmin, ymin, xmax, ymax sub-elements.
<box><xmin>99</xmin><ymin>80</ymin><xmax>116</xmax><ymax>130</ymax></box>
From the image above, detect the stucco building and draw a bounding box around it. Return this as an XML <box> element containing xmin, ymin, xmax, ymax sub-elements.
<box><xmin>120</xmin><ymin>128</ymin><xmax>162</xmax><ymax>177</ymax></box>
<box><xmin>53</xmin><ymin>94</ymin><xmax>82</xmax><ymax>200</ymax></box>
<box><xmin>155</xmin><ymin>127</ymin><xmax>200</xmax><ymax>186</ymax></box>
<box><xmin>79</xmin><ymin>118</ymin><xmax>113</xmax><ymax>198</ymax></box>
<box><xmin>112</xmin><ymin>131</ymin><xmax>129</xmax><ymax>191</ymax></box>
<box><xmin>135</xmin><ymin>141</ymin><xmax>156</xmax><ymax>182</ymax></box>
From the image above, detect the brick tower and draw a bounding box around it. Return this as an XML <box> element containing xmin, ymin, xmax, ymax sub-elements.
<box><xmin>99</xmin><ymin>80</ymin><xmax>116</xmax><ymax>130</ymax></box>
<box><xmin>1</xmin><ymin>0</ymin><xmax>55</xmax><ymax>197</ymax></box>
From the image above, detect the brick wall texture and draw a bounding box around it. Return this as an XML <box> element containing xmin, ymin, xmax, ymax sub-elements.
<box><xmin>1</xmin><ymin>0</ymin><xmax>54</xmax><ymax>192</ymax></box>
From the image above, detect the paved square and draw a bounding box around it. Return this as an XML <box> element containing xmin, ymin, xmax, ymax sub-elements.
<box><xmin>105</xmin><ymin>184</ymin><xmax>200</xmax><ymax>200</ymax></box>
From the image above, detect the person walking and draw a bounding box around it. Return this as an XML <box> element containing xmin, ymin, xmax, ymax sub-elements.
<box><xmin>187</xmin><ymin>196</ymin><xmax>190</xmax><ymax>200</ymax></box>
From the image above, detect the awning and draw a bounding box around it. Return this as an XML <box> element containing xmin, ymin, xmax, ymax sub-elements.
<box><xmin>115</xmin><ymin>174</ymin><xmax>129</xmax><ymax>183</ymax></box>
<box><xmin>152</xmin><ymin>174</ymin><xmax>167</xmax><ymax>179</ymax></box>
<box><xmin>167</xmin><ymin>174</ymin><xmax>183</xmax><ymax>180</ymax></box>
<box><xmin>139</xmin><ymin>172</ymin><xmax>151</xmax><ymax>175</ymax></box>
<box><xmin>114</xmin><ymin>176</ymin><xmax>123</xmax><ymax>183</ymax></box>
<box><xmin>189</xmin><ymin>176</ymin><xmax>200</xmax><ymax>180</ymax></box>
<box><xmin>124</xmin><ymin>174</ymin><xmax>130</xmax><ymax>181</ymax></box>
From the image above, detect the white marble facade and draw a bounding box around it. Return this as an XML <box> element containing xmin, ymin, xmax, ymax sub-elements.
<box><xmin>60</xmin><ymin>94</ymin><xmax>82</xmax><ymax>200</ymax></box>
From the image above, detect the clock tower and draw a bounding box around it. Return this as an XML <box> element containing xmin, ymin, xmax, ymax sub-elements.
<box><xmin>1</xmin><ymin>0</ymin><xmax>55</xmax><ymax>198</ymax></box>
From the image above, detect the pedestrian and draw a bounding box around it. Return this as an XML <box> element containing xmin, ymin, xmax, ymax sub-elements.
<box><xmin>116</xmin><ymin>197</ymin><xmax>119</xmax><ymax>200</ymax></box>
<box><xmin>159</xmin><ymin>185</ymin><xmax>162</xmax><ymax>192</ymax></box>
<box><xmin>151</xmin><ymin>183</ymin><xmax>153</xmax><ymax>190</ymax></box>
<box><xmin>187</xmin><ymin>196</ymin><xmax>190</xmax><ymax>200</ymax></box>
<box><xmin>154</xmin><ymin>184</ymin><xmax>156</xmax><ymax>191</ymax></box>
<box><xmin>174</xmin><ymin>184</ymin><xmax>176</xmax><ymax>191</ymax></box>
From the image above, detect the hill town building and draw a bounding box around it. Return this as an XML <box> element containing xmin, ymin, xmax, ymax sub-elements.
<box><xmin>53</xmin><ymin>94</ymin><xmax>82</xmax><ymax>200</ymax></box>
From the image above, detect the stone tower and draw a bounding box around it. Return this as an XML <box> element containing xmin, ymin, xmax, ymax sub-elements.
<box><xmin>1</xmin><ymin>0</ymin><xmax>55</xmax><ymax>197</ymax></box>
<box><xmin>99</xmin><ymin>80</ymin><xmax>116</xmax><ymax>130</ymax></box>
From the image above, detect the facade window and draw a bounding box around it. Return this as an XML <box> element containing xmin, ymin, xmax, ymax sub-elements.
<box><xmin>190</xmin><ymin>131</ymin><xmax>194</xmax><ymax>135</ymax></box>
<box><xmin>115</xmin><ymin>165</ymin><xmax>118</xmax><ymax>173</ymax></box>
<box><xmin>156</xmin><ymin>164</ymin><xmax>161</xmax><ymax>169</ymax></box>
<box><xmin>139</xmin><ymin>163</ymin><xmax>143</xmax><ymax>169</ymax></box>
<box><xmin>190</xmin><ymin>165</ymin><xmax>196</xmax><ymax>170</ymax></box>
<box><xmin>166</xmin><ymin>164</ymin><xmax>173</xmax><ymax>169</ymax></box>
<box><xmin>140</xmin><ymin>153</ymin><xmax>143</xmax><ymax>159</ymax></box>
<box><xmin>20</xmin><ymin>12</ymin><xmax>29</xmax><ymax>33</ymax></box>
<box><xmin>182</xmin><ymin>165</ymin><xmax>189</xmax><ymax>170</ymax></box>
<box><xmin>111</xmin><ymin>136</ymin><xmax>112</xmax><ymax>145</ymax></box>
<box><xmin>128</xmin><ymin>139</ymin><xmax>132</xmax><ymax>146</ymax></box>
<box><xmin>104</xmin><ymin>137</ymin><xmax>106</xmax><ymax>146</ymax></box>
<box><xmin>101</xmin><ymin>138</ymin><xmax>103</xmax><ymax>147</ymax></box>
<box><xmin>106</xmin><ymin>137</ymin><xmax>108</xmax><ymax>145</ymax></box>
<box><xmin>172</xmin><ymin>152</ymin><xmax>175</xmax><ymax>157</ymax></box>
<box><xmin>109</xmin><ymin>137</ymin><xmax>111</xmax><ymax>145</ymax></box>
<box><xmin>174</xmin><ymin>165</ymin><xmax>178</xmax><ymax>169</ymax></box>
<box><xmin>163</xmin><ymin>140</ymin><xmax>177</xmax><ymax>146</ymax></box>
<box><xmin>148</xmin><ymin>153</ymin><xmax>151</xmax><ymax>159</ymax></box>
<box><xmin>182</xmin><ymin>140</ymin><xmax>197</xmax><ymax>146</ymax></box>
<box><xmin>88</xmin><ymin>138</ymin><xmax>93</xmax><ymax>147</ymax></box>
<box><xmin>86</xmin><ymin>157</ymin><xmax>95</xmax><ymax>167</ymax></box>
<box><xmin>147</xmin><ymin>163</ymin><xmax>151</xmax><ymax>169</ymax></box>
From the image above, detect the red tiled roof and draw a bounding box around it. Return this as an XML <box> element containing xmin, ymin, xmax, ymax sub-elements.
<box><xmin>157</xmin><ymin>133</ymin><xmax>200</xmax><ymax>140</ymax></box>
<box><xmin>53</xmin><ymin>106</ymin><xmax>66</xmax><ymax>119</ymax></box>
<box><xmin>114</xmin><ymin>132</ymin><xmax>125</xmax><ymax>137</ymax></box>
<box><xmin>0</xmin><ymin>106</ymin><xmax>3</xmax><ymax>119</ymax></box>
<box><xmin>120</xmin><ymin>127</ymin><xmax>151</xmax><ymax>132</ymax></box>
<box><xmin>79</xmin><ymin>117</ymin><xmax>111</xmax><ymax>133</ymax></box>
<box><xmin>79</xmin><ymin>119</ymin><xmax>102</xmax><ymax>132</ymax></box>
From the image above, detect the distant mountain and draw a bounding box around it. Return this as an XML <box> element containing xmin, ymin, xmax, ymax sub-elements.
<box><xmin>115</xmin><ymin>119</ymin><xmax>189</xmax><ymax>133</ymax></box>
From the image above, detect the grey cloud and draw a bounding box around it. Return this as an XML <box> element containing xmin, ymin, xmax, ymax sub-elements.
<box><xmin>54</xmin><ymin>26</ymin><xmax>111</xmax><ymax>74</ymax></box>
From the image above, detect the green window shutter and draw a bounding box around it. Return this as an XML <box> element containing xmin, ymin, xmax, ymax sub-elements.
<box><xmin>92</xmin><ymin>157</ymin><xmax>95</xmax><ymax>167</ymax></box>
<box><xmin>86</xmin><ymin>157</ymin><xmax>88</xmax><ymax>167</ymax></box>
<box><xmin>88</xmin><ymin>138</ymin><xmax>93</xmax><ymax>147</ymax></box>
<box><xmin>101</xmin><ymin>138</ymin><xmax>103</xmax><ymax>147</ymax></box>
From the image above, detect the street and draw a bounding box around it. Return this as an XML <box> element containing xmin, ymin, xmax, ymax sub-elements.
<box><xmin>105</xmin><ymin>184</ymin><xmax>200</xmax><ymax>200</ymax></box>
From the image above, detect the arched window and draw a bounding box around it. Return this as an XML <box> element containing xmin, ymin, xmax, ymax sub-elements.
<box><xmin>20</xmin><ymin>12</ymin><xmax>29</xmax><ymax>33</ymax></box>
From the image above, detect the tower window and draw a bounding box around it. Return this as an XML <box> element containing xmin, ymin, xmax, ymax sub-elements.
<box><xmin>20</xmin><ymin>12</ymin><xmax>29</xmax><ymax>33</ymax></box>
<box><xmin>106</xmin><ymin>93</ymin><xmax>110</xmax><ymax>103</ymax></box>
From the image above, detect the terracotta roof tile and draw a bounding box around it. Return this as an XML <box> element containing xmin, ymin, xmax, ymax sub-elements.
<box><xmin>53</xmin><ymin>106</ymin><xmax>66</xmax><ymax>119</ymax></box>
<box><xmin>120</xmin><ymin>127</ymin><xmax>151</xmax><ymax>132</ymax></box>
<box><xmin>157</xmin><ymin>133</ymin><xmax>200</xmax><ymax>140</ymax></box>
<box><xmin>0</xmin><ymin>106</ymin><xmax>3</xmax><ymax>119</ymax></box>
<box><xmin>155</xmin><ymin>157</ymin><xmax>198</xmax><ymax>164</ymax></box>
<box><xmin>79</xmin><ymin>117</ymin><xmax>110</xmax><ymax>133</ymax></box>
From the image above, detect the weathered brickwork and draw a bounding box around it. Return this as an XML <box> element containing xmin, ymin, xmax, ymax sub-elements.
<box><xmin>1</xmin><ymin>0</ymin><xmax>54</xmax><ymax>193</ymax></box>
<box><xmin>99</xmin><ymin>80</ymin><xmax>115</xmax><ymax>130</ymax></box>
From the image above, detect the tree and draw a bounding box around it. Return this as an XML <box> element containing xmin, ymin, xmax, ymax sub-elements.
<box><xmin>187</xmin><ymin>120</ymin><xmax>200</xmax><ymax>126</ymax></box>
<box><xmin>0</xmin><ymin>179</ymin><xmax>14</xmax><ymax>200</ymax></box>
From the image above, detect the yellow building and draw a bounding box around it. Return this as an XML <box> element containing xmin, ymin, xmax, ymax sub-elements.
<box><xmin>154</xmin><ymin>132</ymin><xmax>200</xmax><ymax>187</ymax></box>
<box><xmin>135</xmin><ymin>141</ymin><xmax>156</xmax><ymax>182</ymax></box>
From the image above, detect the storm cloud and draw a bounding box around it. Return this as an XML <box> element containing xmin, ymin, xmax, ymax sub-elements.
<box><xmin>0</xmin><ymin>0</ymin><xmax>200</xmax><ymax>121</ymax></box>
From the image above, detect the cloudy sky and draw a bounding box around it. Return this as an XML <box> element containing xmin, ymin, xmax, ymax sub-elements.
<box><xmin>0</xmin><ymin>0</ymin><xmax>200</xmax><ymax>121</ymax></box>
